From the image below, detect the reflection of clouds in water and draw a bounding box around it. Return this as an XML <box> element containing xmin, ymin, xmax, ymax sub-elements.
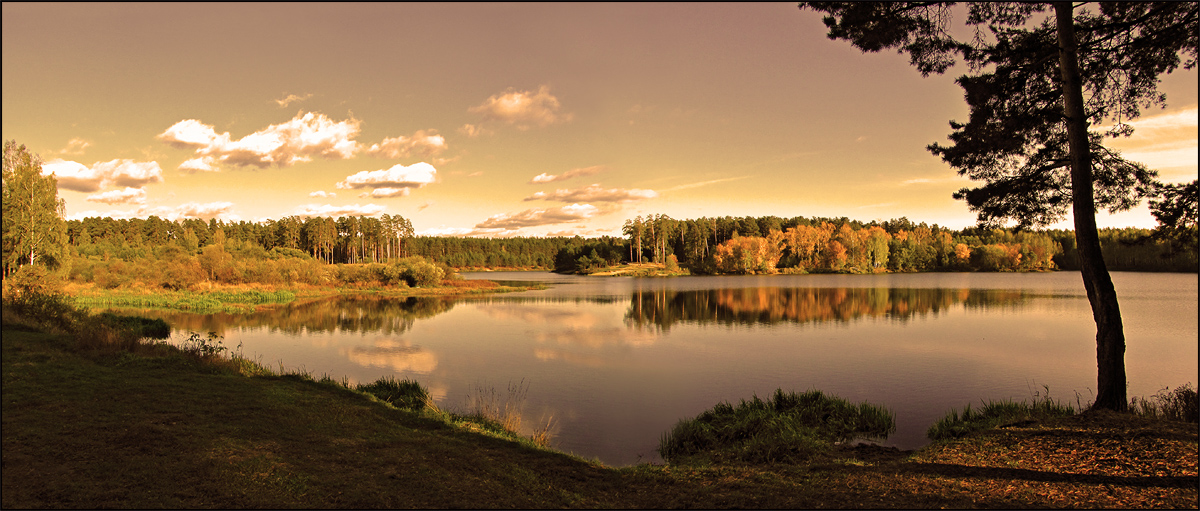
<box><xmin>483</xmin><ymin>302</ymin><xmax>659</xmax><ymax>367</ymax></box>
<box><xmin>344</xmin><ymin>337</ymin><xmax>437</xmax><ymax>374</ymax></box>
<box><xmin>482</xmin><ymin>303</ymin><xmax>600</xmax><ymax>329</ymax></box>
<box><xmin>534</xmin><ymin>348</ymin><xmax>624</xmax><ymax>368</ymax></box>
<box><xmin>534</xmin><ymin>327</ymin><xmax>657</xmax><ymax>348</ymax></box>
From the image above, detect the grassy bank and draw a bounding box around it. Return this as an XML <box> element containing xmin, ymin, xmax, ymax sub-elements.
<box><xmin>3</xmin><ymin>297</ymin><xmax>1196</xmax><ymax>508</ymax></box>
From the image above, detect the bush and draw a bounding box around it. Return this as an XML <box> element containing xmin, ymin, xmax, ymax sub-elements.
<box><xmin>5</xmin><ymin>265</ymin><xmax>65</xmax><ymax>297</ymax></box>
<box><xmin>659</xmin><ymin>389</ymin><xmax>896</xmax><ymax>464</ymax></box>
<box><xmin>387</xmin><ymin>257</ymin><xmax>444</xmax><ymax>287</ymax></box>
<box><xmin>357</xmin><ymin>376</ymin><xmax>430</xmax><ymax>411</ymax></box>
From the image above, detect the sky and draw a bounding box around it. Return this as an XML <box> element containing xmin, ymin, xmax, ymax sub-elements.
<box><xmin>3</xmin><ymin>3</ymin><xmax>1196</xmax><ymax>237</ymax></box>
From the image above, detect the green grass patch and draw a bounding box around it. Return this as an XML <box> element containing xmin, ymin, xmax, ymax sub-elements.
<box><xmin>356</xmin><ymin>376</ymin><xmax>430</xmax><ymax>411</ymax></box>
<box><xmin>71</xmin><ymin>289</ymin><xmax>296</xmax><ymax>314</ymax></box>
<box><xmin>658</xmin><ymin>389</ymin><xmax>896</xmax><ymax>465</ymax></box>
<box><xmin>927</xmin><ymin>386</ymin><xmax>1077</xmax><ymax>440</ymax></box>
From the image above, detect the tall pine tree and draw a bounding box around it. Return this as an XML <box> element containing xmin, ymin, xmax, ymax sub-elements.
<box><xmin>800</xmin><ymin>2</ymin><xmax>1198</xmax><ymax>410</ymax></box>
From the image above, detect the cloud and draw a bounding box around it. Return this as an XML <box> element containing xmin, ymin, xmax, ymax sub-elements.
<box><xmin>68</xmin><ymin>201</ymin><xmax>238</xmax><ymax>222</ymax></box>
<box><xmin>291</xmin><ymin>203</ymin><xmax>387</xmax><ymax>218</ymax></box>
<box><xmin>86</xmin><ymin>187</ymin><xmax>146</xmax><ymax>205</ymax></box>
<box><xmin>345</xmin><ymin>339</ymin><xmax>437</xmax><ymax>374</ymax></box>
<box><xmin>524</xmin><ymin>183</ymin><xmax>657</xmax><ymax>203</ymax></box>
<box><xmin>1124</xmin><ymin>106</ymin><xmax>1198</xmax><ymax>130</ymax></box>
<box><xmin>41</xmin><ymin>158</ymin><xmax>164</xmax><ymax>192</ymax></box>
<box><xmin>359</xmin><ymin>188</ymin><xmax>411</xmax><ymax>199</ymax></box>
<box><xmin>275</xmin><ymin>93</ymin><xmax>313</xmax><ymax>107</ymax></box>
<box><xmin>366</xmin><ymin>130</ymin><xmax>447</xmax><ymax>159</ymax></box>
<box><xmin>417</xmin><ymin>200</ymin><xmax>435</xmax><ymax>211</ymax></box>
<box><xmin>155</xmin><ymin>201</ymin><xmax>237</xmax><ymax>221</ymax></box>
<box><xmin>474</xmin><ymin>203</ymin><xmax>598</xmax><ymax>230</ymax></box>
<box><xmin>529</xmin><ymin>165</ymin><xmax>606</xmax><ymax>184</ymax></box>
<box><xmin>178</xmin><ymin>157</ymin><xmax>219</xmax><ymax>173</ymax></box>
<box><xmin>59</xmin><ymin>138</ymin><xmax>90</xmax><ymax>155</ymax></box>
<box><xmin>336</xmin><ymin>162</ymin><xmax>437</xmax><ymax>197</ymax></box>
<box><xmin>309</xmin><ymin>190</ymin><xmax>336</xmax><ymax>198</ymax></box>
<box><xmin>458</xmin><ymin>123</ymin><xmax>488</xmax><ymax>138</ymax></box>
<box><xmin>468</xmin><ymin>85</ymin><xmax>572</xmax><ymax>130</ymax></box>
<box><xmin>664</xmin><ymin>175</ymin><xmax>750</xmax><ymax>192</ymax></box>
<box><xmin>158</xmin><ymin>112</ymin><xmax>361</xmax><ymax>170</ymax></box>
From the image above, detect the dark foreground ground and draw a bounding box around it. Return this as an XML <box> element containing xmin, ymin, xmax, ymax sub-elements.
<box><xmin>3</xmin><ymin>325</ymin><xmax>1196</xmax><ymax>508</ymax></box>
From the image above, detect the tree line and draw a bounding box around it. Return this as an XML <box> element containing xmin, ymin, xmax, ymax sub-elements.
<box><xmin>555</xmin><ymin>214</ymin><xmax>1196</xmax><ymax>274</ymax></box>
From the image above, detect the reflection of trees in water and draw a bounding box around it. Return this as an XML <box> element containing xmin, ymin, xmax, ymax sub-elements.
<box><xmin>111</xmin><ymin>295</ymin><xmax>456</xmax><ymax>337</ymax></box>
<box><xmin>624</xmin><ymin>287</ymin><xmax>1028</xmax><ymax>331</ymax></box>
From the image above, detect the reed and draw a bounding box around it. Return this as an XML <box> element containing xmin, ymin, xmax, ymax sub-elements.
<box><xmin>1129</xmin><ymin>383</ymin><xmax>1198</xmax><ymax>423</ymax></box>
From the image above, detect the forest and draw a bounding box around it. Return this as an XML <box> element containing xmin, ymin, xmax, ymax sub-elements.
<box><xmin>3</xmin><ymin>141</ymin><xmax>1196</xmax><ymax>293</ymax></box>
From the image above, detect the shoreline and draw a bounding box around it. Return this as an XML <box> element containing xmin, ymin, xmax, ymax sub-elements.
<box><xmin>2</xmin><ymin>318</ymin><xmax>1194</xmax><ymax>508</ymax></box>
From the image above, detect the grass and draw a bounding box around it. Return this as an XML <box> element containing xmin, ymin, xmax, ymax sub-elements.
<box><xmin>658</xmin><ymin>389</ymin><xmax>897</xmax><ymax>465</ymax></box>
<box><xmin>1129</xmin><ymin>383</ymin><xmax>1199</xmax><ymax>423</ymax></box>
<box><xmin>927</xmin><ymin>385</ymin><xmax>1078</xmax><ymax>441</ymax></box>
<box><xmin>3</xmin><ymin>291</ymin><xmax>1196</xmax><ymax>508</ymax></box>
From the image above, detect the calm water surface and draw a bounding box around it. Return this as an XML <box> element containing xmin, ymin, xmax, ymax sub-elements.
<box><xmin>126</xmin><ymin>272</ymin><xmax>1197</xmax><ymax>466</ymax></box>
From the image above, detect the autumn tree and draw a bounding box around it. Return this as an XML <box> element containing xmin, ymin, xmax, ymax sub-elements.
<box><xmin>801</xmin><ymin>1</ymin><xmax>1198</xmax><ymax>410</ymax></box>
<box><xmin>2</xmin><ymin>140</ymin><xmax>68</xmax><ymax>278</ymax></box>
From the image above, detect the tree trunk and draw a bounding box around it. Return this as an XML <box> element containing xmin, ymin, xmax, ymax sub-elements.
<box><xmin>1055</xmin><ymin>2</ymin><xmax>1127</xmax><ymax>411</ymax></box>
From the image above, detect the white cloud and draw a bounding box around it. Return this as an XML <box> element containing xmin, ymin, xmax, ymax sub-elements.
<box><xmin>275</xmin><ymin>93</ymin><xmax>313</xmax><ymax>107</ymax></box>
<box><xmin>157</xmin><ymin>112</ymin><xmax>361</xmax><ymax>170</ymax></box>
<box><xmin>336</xmin><ymin>162</ymin><xmax>437</xmax><ymax>197</ymax></box>
<box><xmin>309</xmin><ymin>190</ymin><xmax>336</xmax><ymax>198</ymax></box>
<box><xmin>468</xmin><ymin>85</ymin><xmax>572</xmax><ymax>130</ymax></box>
<box><xmin>41</xmin><ymin>158</ymin><xmax>164</xmax><ymax>192</ymax></box>
<box><xmin>178</xmin><ymin>156</ymin><xmax>220</xmax><ymax>173</ymax></box>
<box><xmin>86</xmin><ymin>187</ymin><xmax>146</xmax><ymax>205</ymax></box>
<box><xmin>474</xmin><ymin>203</ymin><xmax>599</xmax><ymax>230</ymax></box>
<box><xmin>359</xmin><ymin>188</ymin><xmax>411</xmax><ymax>199</ymax></box>
<box><xmin>529</xmin><ymin>165</ymin><xmax>606</xmax><ymax>184</ymax></box>
<box><xmin>366</xmin><ymin>130</ymin><xmax>447</xmax><ymax>159</ymax></box>
<box><xmin>67</xmin><ymin>201</ymin><xmax>237</xmax><ymax>222</ymax></box>
<box><xmin>664</xmin><ymin>175</ymin><xmax>750</xmax><ymax>192</ymax></box>
<box><xmin>291</xmin><ymin>203</ymin><xmax>387</xmax><ymax>218</ymax></box>
<box><xmin>458</xmin><ymin>123</ymin><xmax>488</xmax><ymax>137</ymax></box>
<box><xmin>154</xmin><ymin>201</ymin><xmax>237</xmax><ymax>221</ymax></box>
<box><xmin>59</xmin><ymin>138</ymin><xmax>90</xmax><ymax>155</ymax></box>
<box><xmin>525</xmin><ymin>183</ymin><xmax>657</xmax><ymax>203</ymax></box>
<box><xmin>1124</xmin><ymin>106</ymin><xmax>1198</xmax><ymax>130</ymax></box>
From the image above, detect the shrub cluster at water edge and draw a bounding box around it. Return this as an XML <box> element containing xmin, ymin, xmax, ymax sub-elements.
<box><xmin>658</xmin><ymin>389</ymin><xmax>896</xmax><ymax>465</ymax></box>
<box><xmin>356</xmin><ymin>376</ymin><xmax>431</xmax><ymax>411</ymax></box>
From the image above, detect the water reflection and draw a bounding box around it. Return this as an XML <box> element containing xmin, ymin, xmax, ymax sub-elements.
<box><xmin>347</xmin><ymin>337</ymin><xmax>438</xmax><ymax>374</ymax></box>
<box><xmin>623</xmin><ymin>287</ymin><xmax>1029</xmax><ymax>331</ymax></box>
<box><xmin>134</xmin><ymin>295</ymin><xmax>457</xmax><ymax>337</ymax></box>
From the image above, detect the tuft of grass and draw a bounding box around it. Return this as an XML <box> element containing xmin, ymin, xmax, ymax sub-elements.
<box><xmin>448</xmin><ymin>379</ymin><xmax>555</xmax><ymax>448</ymax></box>
<box><xmin>927</xmin><ymin>385</ymin><xmax>1076</xmax><ymax>440</ymax></box>
<box><xmin>658</xmin><ymin>389</ymin><xmax>896</xmax><ymax>465</ymax></box>
<box><xmin>356</xmin><ymin>376</ymin><xmax>430</xmax><ymax>411</ymax></box>
<box><xmin>1130</xmin><ymin>383</ymin><xmax>1199</xmax><ymax>423</ymax></box>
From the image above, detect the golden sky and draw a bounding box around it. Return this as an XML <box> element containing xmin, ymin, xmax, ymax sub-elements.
<box><xmin>3</xmin><ymin>3</ymin><xmax>1196</xmax><ymax>236</ymax></box>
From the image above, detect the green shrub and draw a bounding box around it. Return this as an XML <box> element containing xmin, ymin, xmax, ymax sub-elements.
<box><xmin>658</xmin><ymin>389</ymin><xmax>896</xmax><ymax>464</ymax></box>
<box><xmin>356</xmin><ymin>376</ymin><xmax>430</xmax><ymax>411</ymax></box>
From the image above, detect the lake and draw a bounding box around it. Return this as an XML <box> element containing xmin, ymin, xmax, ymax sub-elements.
<box><xmin>124</xmin><ymin>271</ymin><xmax>1197</xmax><ymax>467</ymax></box>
